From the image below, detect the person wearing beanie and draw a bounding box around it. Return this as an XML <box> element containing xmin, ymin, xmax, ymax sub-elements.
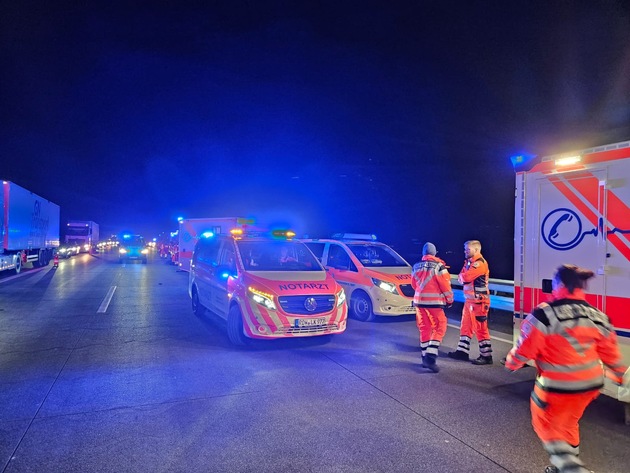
<box><xmin>422</xmin><ymin>242</ymin><xmax>437</xmax><ymax>256</ymax></box>
<box><xmin>411</xmin><ymin>242</ymin><xmax>454</xmax><ymax>373</ymax></box>
<box><xmin>448</xmin><ymin>240</ymin><xmax>493</xmax><ymax>365</ymax></box>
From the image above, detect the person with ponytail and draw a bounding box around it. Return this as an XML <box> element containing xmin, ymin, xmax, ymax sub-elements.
<box><xmin>505</xmin><ymin>264</ymin><xmax>627</xmax><ymax>473</ymax></box>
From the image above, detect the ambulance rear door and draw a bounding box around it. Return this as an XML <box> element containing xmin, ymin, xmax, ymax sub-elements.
<box><xmin>532</xmin><ymin>168</ymin><xmax>608</xmax><ymax>310</ymax></box>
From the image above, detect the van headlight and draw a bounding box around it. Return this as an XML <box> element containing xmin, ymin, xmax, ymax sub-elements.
<box><xmin>119</xmin><ymin>248</ymin><xmax>127</xmax><ymax>254</ymax></box>
<box><xmin>371</xmin><ymin>277</ymin><xmax>398</xmax><ymax>294</ymax></box>
<box><xmin>248</xmin><ymin>287</ymin><xmax>277</xmax><ymax>311</ymax></box>
<box><xmin>141</xmin><ymin>248</ymin><xmax>149</xmax><ymax>254</ymax></box>
<box><xmin>336</xmin><ymin>288</ymin><xmax>346</xmax><ymax>307</ymax></box>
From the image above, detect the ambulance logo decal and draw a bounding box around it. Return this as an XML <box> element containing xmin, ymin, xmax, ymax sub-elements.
<box><xmin>542</xmin><ymin>207</ymin><xmax>630</xmax><ymax>251</ymax></box>
<box><xmin>541</xmin><ymin>208</ymin><xmax>583</xmax><ymax>251</ymax></box>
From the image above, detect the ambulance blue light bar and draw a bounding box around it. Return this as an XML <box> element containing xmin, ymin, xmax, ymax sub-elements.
<box><xmin>201</xmin><ymin>231</ymin><xmax>214</xmax><ymax>238</ymax></box>
<box><xmin>332</xmin><ymin>233</ymin><xmax>378</xmax><ymax>241</ymax></box>
<box><xmin>510</xmin><ymin>152</ymin><xmax>538</xmax><ymax>171</ymax></box>
<box><xmin>271</xmin><ymin>229</ymin><xmax>296</xmax><ymax>239</ymax></box>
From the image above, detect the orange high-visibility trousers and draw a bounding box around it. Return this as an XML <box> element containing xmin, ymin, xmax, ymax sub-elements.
<box><xmin>531</xmin><ymin>384</ymin><xmax>600</xmax><ymax>448</ymax></box>
<box><xmin>415</xmin><ymin>307</ymin><xmax>447</xmax><ymax>356</ymax></box>
<box><xmin>460</xmin><ymin>300</ymin><xmax>490</xmax><ymax>340</ymax></box>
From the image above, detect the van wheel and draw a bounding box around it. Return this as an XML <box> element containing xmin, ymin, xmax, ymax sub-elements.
<box><xmin>191</xmin><ymin>287</ymin><xmax>206</xmax><ymax>317</ymax></box>
<box><xmin>351</xmin><ymin>291</ymin><xmax>375</xmax><ymax>322</ymax></box>
<box><xmin>227</xmin><ymin>305</ymin><xmax>247</xmax><ymax>346</ymax></box>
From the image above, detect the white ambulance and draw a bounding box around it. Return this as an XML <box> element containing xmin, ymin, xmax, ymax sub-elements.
<box><xmin>189</xmin><ymin>228</ymin><xmax>347</xmax><ymax>345</ymax></box>
<box><xmin>302</xmin><ymin>233</ymin><xmax>415</xmax><ymax>321</ymax></box>
<box><xmin>512</xmin><ymin>140</ymin><xmax>630</xmax><ymax>422</ymax></box>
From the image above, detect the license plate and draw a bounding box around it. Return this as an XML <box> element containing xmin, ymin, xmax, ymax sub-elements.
<box><xmin>295</xmin><ymin>317</ymin><xmax>326</xmax><ymax>328</ymax></box>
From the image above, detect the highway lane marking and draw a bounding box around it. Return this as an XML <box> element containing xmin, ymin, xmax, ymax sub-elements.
<box><xmin>97</xmin><ymin>286</ymin><xmax>117</xmax><ymax>313</ymax></box>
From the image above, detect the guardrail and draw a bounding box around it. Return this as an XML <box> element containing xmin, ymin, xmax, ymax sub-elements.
<box><xmin>450</xmin><ymin>276</ymin><xmax>514</xmax><ymax>312</ymax></box>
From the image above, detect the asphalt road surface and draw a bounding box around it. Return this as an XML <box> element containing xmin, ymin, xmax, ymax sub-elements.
<box><xmin>1</xmin><ymin>252</ymin><xmax>628</xmax><ymax>473</ymax></box>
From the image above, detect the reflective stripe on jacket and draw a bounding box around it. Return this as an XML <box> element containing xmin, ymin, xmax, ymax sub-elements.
<box><xmin>458</xmin><ymin>253</ymin><xmax>489</xmax><ymax>301</ymax></box>
<box><xmin>411</xmin><ymin>255</ymin><xmax>454</xmax><ymax>308</ymax></box>
<box><xmin>506</xmin><ymin>292</ymin><xmax>627</xmax><ymax>393</ymax></box>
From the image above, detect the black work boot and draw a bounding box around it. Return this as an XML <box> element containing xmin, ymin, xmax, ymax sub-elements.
<box><xmin>471</xmin><ymin>355</ymin><xmax>493</xmax><ymax>365</ymax></box>
<box><xmin>422</xmin><ymin>354</ymin><xmax>440</xmax><ymax>373</ymax></box>
<box><xmin>447</xmin><ymin>350</ymin><xmax>469</xmax><ymax>361</ymax></box>
<box><xmin>543</xmin><ymin>466</ymin><xmax>559</xmax><ymax>473</ymax></box>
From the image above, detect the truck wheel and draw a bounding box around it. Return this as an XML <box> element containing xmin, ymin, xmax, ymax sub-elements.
<box><xmin>13</xmin><ymin>255</ymin><xmax>22</xmax><ymax>274</ymax></box>
<box><xmin>351</xmin><ymin>291</ymin><xmax>375</xmax><ymax>322</ymax></box>
<box><xmin>191</xmin><ymin>287</ymin><xmax>206</xmax><ymax>317</ymax></box>
<box><xmin>227</xmin><ymin>305</ymin><xmax>248</xmax><ymax>346</ymax></box>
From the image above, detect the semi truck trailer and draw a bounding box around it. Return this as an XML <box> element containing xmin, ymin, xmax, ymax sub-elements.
<box><xmin>0</xmin><ymin>180</ymin><xmax>60</xmax><ymax>274</ymax></box>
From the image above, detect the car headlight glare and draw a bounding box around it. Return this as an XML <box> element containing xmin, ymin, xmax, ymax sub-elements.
<box><xmin>371</xmin><ymin>277</ymin><xmax>398</xmax><ymax>294</ymax></box>
<box><xmin>119</xmin><ymin>248</ymin><xmax>127</xmax><ymax>254</ymax></box>
<box><xmin>336</xmin><ymin>288</ymin><xmax>346</xmax><ymax>307</ymax></box>
<box><xmin>141</xmin><ymin>249</ymin><xmax>149</xmax><ymax>254</ymax></box>
<box><xmin>248</xmin><ymin>287</ymin><xmax>277</xmax><ymax>311</ymax></box>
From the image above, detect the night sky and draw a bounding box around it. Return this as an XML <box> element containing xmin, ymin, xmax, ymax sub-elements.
<box><xmin>2</xmin><ymin>1</ymin><xmax>629</xmax><ymax>278</ymax></box>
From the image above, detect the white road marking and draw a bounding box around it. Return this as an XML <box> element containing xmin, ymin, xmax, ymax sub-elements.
<box><xmin>97</xmin><ymin>286</ymin><xmax>117</xmax><ymax>313</ymax></box>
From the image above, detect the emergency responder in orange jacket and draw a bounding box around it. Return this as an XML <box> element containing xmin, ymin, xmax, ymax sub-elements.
<box><xmin>448</xmin><ymin>240</ymin><xmax>493</xmax><ymax>365</ymax></box>
<box><xmin>505</xmin><ymin>264</ymin><xmax>627</xmax><ymax>473</ymax></box>
<box><xmin>411</xmin><ymin>242</ymin><xmax>454</xmax><ymax>373</ymax></box>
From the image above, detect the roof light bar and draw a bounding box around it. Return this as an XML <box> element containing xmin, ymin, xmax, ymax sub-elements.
<box><xmin>332</xmin><ymin>233</ymin><xmax>378</xmax><ymax>241</ymax></box>
<box><xmin>555</xmin><ymin>155</ymin><xmax>581</xmax><ymax>167</ymax></box>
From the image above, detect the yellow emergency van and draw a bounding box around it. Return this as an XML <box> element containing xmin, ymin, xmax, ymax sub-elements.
<box><xmin>302</xmin><ymin>233</ymin><xmax>414</xmax><ymax>321</ymax></box>
<box><xmin>189</xmin><ymin>229</ymin><xmax>348</xmax><ymax>345</ymax></box>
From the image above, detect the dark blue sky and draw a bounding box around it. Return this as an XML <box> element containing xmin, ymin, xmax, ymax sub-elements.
<box><xmin>2</xmin><ymin>1</ymin><xmax>629</xmax><ymax>278</ymax></box>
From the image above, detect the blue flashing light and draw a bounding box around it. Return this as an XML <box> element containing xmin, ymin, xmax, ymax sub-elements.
<box><xmin>177</xmin><ymin>216</ymin><xmax>184</xmax><ymax>222</ymax></box>
<box><xmin>123</xmin><ymin>234</ymin><xmax>132</xmax><ymax>239</ymax></box>
<box><xmin>510</xmin><ymin>152</ymin><xmax>536</xmax><ymax>169</ymax></box>
<box><xmin>201</xmin><ymin>231</ymin><xmax>214</xmax><ymax>238</ymax></box>
<box><xmin>220</xmin><ymin>272</ymin><xmax>230</xmax><ymax>279</ymax></box>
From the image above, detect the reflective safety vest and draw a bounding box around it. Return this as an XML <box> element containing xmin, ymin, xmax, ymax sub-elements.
<box><xmin>458</xmin><ymin>253</ymin><xmax>489</xmax><ymax>301</ymax></box>
<box><xmin>411</xmin><ymin>255</ymin><xmax>454</xmax><ymax>308</ymax></box>
<box><xmin>506</xmin><ymin>291</ymin><xmax>627</xmax><ymax>393</ymax></box>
